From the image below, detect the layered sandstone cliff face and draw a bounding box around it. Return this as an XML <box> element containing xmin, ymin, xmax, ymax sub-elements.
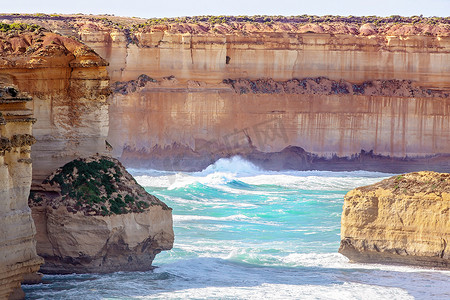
<box><xmin>2</xmin><ymin>15</ymin><xmax>450</xmax><ymax>172</ymax></box>
<box><xmin>29</xmin><ymin>15</ymin><xmax>450</xmax><ymax>172</ymax></box>
<box><xmin>29</xmin><ymin>155</ymin><xmax>174</xmax><ymax>273</ymax></box>
<box><xmin>0</xmin><ymin>83</ymin><xmax>43</xmax><ymax>299</ymax></box>
<box><xmin>0</xmin><ymin>24</ymin><xmax>110</xmax><ymax>183</ymax></box>
<box><xmin>339</xmin><ymin>171</ymin><xmax>450</xmax><ymax>269</ymax></box>
<box><xmin>110</xmin><ymin>77</ymin><xmax>450</xmax><ymax>172</ymax></box>
<box><xmin>97</xmin><ymin>20</ymin><xmax>450</xmax><ymax>172</ymax></box>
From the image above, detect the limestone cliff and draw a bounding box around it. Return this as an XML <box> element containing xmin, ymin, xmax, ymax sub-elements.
<box><xmin>29</xmin><ymin>155</ymin><xmax>174</xmax><ymax>274</ymax></box>
<box><xmin>0</xmin><ymin>83</ymin><xmax>43</xmax><ymax>299</ymax></box>
<box><xmin>339</xmin><ymin>171</ymin><xmax>450</xmax><ymax>269</ymax></box>
<box><xmin>99</xmin><ymin>17</ymin><xmax>450</xmax><ymax>172</ymax></box>
<box><xmin>0</xmin><ymin>23</ymin><xmax>110</xmax><ymax>184</ymax></box>
<box><xmin>2</xmin><ymin>15</ymin><xmax>450</xmax><ymax>172</ymax></box>
<box><xmin>110</xmin><ymin>77</ymin><xmax>450</xmax><ymax>173</ymax></box>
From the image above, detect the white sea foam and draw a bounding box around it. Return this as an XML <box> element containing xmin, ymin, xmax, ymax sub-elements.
<box><xmin>199</xmin><ymin>156</ymin><xmax>262</xmax><ymax>176</ymax></box>
<box><xmin>280</xmin><ymin>252</ymin><xmax>450</xmax><ymax>276</ymax></box>
<box><xmin>173</xmin><ymin>214</ymin><xmax>252</xmax><ymax>222</ymax></box>
<box><xmin>137</xmin><ymin>282</ymin><xmax>413</xmax><ymax>300</ymax></box>
<box><xmin>173</xmin><ymin>214</ymin><xmax>281</xmax><ymax>228</ymax></box>
<box><xmin>132</xmin><ymin>174</ymin><xmax>178</xmax><ymax>188</ymax></box>
<box><xmin>132</xmin><ymin>156</ymin><xmax>391</xmax><ymax>191</ymax></box>
<box><xmin>130</xmin><ymin>155</ymin><xmax>393</xmax><ymax>179</ymax></box>
<box><xmin>29</xmin><ymin>253</ymin><xmax>450</xmax><ymax>299</ymax></box>
<box><xmin>239</xmin><ymin>174</ymin><xmax>385</xmax><ymax>191</ymax></box>
<box><xmin>134</xmin><ymin>172</ymin><xmax>235</xmax><ymax>189</ymax></box>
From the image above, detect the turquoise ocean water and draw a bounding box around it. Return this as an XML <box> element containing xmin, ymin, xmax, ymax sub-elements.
<box><xmin>24</xmin><ymin>157</ymin><xmax>450</xmax><ymax>299</ymax></box>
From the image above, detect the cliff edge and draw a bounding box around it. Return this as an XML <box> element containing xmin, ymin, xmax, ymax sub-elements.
<box><xmin>0</xmin><ymin>23</ymin><xmax>110</xmax><ymax>184</ymax></box>
<box><xmin>29</xmin><ymin>155</ymin><xmax>174</xmax><ymax>274</ymax></box>
<box><xmin>339</xmin><ymin>171</ymin><xmax>450</xmax><ymax>269</ymax></box>
<box><xmin>0</xmin><ymin>83</ymin><xmax>43</xmax><ymax>299</ymax></box>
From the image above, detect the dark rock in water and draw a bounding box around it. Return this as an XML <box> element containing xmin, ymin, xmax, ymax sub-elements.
<box><xmin>22</xmin><ymin>272</ymin><xmax>43</xmax><ymax>285</ymax></box>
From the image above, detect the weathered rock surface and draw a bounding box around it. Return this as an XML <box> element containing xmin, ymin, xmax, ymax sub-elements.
<box><xmin>0</xmin><ymin>83</ymin><xmax>43</xmax><ymax>299</ymax></box>
<box><xmin>1</xmin><ymin>15</ymin><xmax>450</xmax><ymax>173</ymax></box>
<box><xmin>29</xmin><ymin>155</ymin><xmax>174</xmax><ymax>274</ymax></box>
<box><xmin>80</xmin><ymin>20</ymin><xmax>450</xmax><ymax>87</ymax></box>
<box><xmin>339</xmin><ymin>171</ymin><xmax>450</xmax><ymax>269</ymax></box>
<box><xmin>0</xmin><ymin>24</ymin><xmax>110</xmax><ymax>184</ymax></box>
<box><xmin>73</xmin><ymin>15</ymin><xmax>450</xmax><ymax>172</ymax></box>
<box><xmin>109</xmin><ymin>79</ymin><xmax>450</xmax><ymax>173</ymax></box>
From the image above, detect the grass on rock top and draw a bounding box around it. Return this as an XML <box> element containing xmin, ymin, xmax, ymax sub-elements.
<box><xmin>35</xmin><ymin>157</ymin><xmax>151</xmax><ymax>216</ymax></box>
<box><xmin>139</xmin><ymin>15</ymin><xmax>450</xmax><ymax>27</ymax></box>
<box><xmin>0</xmin><ymin>22</ymin><xmax>41</xmax><ymax>33</ymax></box>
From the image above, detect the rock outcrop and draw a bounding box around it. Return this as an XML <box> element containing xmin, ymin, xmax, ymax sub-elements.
<box><xmin>0</xmin><ymin>24</ymin><xmax>173</xmax><ymax>283</ymax></box>
<box><xmin>339</xmin><ymin>171</ymin><xmax>450</xmax><ymax>269</ymax></box>
<box><xmin>0</xmin><ymin>83</ymin><xmax>43</xmax><ymax>299</ymax></box>
<box><xmin>29</xmin><ymin>155</ymin><xmax>174</xmax><ymax>274</ymax></box>
<box><xmin>0</xmin><ymin>23</ymin><xmax>110</xmax><ymax>184</ymax></box>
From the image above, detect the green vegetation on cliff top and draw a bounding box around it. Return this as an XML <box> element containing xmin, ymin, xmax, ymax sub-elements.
<box><xmin>0</xmin><ymin>13</ymin><xmax>448</xmax><ymax>33</ymax></box>
<box><xmin>0</xmin><ymin>22</ymin><xmax>41</xmax><ymax>32</ymax></box>
<box><xmin>29</xmin><ymin>156</ymin><xmax>167</xmax><ymax>216</ymax></box>
<box><xmin>140</xmin><ymin>14</ymin><xmax>449</xmax><ymax>26</ymax></box>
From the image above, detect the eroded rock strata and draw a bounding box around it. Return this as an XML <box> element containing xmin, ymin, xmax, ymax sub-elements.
<box><xmin>109</xmin><ymin>77</ymin><xmax>450</xmax><ymax>173</ymax></box>
<box><xmin>0</xmin><ymin>14</ymin><xmax>448</xmax><ymax>296</ymax></box>
<box><xmin>0</xmin><ymin>23</ymin><xmax>110</xmax><ymax>184</ymax></box>
<box><xmin>103</xmin><ymin>21</ymin><xmax>450</xmax><ymax>172</ymax></box>
<box><xmin>0</xmin><ymin>83</ymin><xmax>43</xmax><ymax>299</ymax></box>
<box><xmin>0</xmin><ymin>24</ymin><xmax>174</xmax><ymax>287</ymax></box>
<box><xmin>1</xmin><ymin>15</ymin><xmax>449</xmax><ymax>172</ymax></box>
<box><xmin>29</xmin><ymin>155</ymin><xmax>174</xmax><ymax>274</ymax></box>
<box><xmin>339</xmin><ymin>171</ymin><xmax>450</xmax><ymax>269</ymax></box>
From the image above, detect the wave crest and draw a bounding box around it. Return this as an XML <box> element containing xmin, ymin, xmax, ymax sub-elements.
<box><xmin>199</xmin><ymin>156</ymin><xmax>262</xmax><ymax>176</ymax></box>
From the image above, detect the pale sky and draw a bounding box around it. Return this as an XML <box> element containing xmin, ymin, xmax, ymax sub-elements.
<box><xmin>3</xmin><ymin>0</ymin><xmax>449</xmax><ymax>18</ymax></box>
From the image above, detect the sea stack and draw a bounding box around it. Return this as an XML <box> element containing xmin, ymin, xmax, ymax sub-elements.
<box><xmin>339</xmin><ymin>171</ymin><xmax>450</xmax><ymax>269</ymax></box>
<box><xmin>29</xmin><ymin>155</ymin><xmax>174</xmax><ymax>274</ymax></box>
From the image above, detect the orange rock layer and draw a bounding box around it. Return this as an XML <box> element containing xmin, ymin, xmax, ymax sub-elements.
<box><xmin>0</xmin><ymin>28</ymin><xmax>110</xmax><ymax>183</ymax></box>
<box><xmin>98</xmin><ymin>22</ymin><xmax>450</xmax><ymax>171</ymax></box>
<box><xmin>1</xmin><ymin>15</ymin><xmax>450</xmax><ymax>173</ymax></box>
